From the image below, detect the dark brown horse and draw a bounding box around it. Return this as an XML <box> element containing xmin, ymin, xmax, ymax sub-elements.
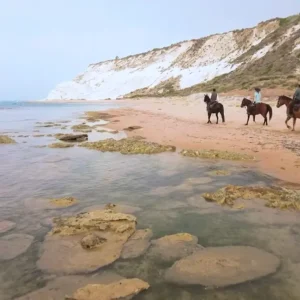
<box><xmin>276</xmin><ymin>95</ymin><xmax>300</xmax><ymax>131</ymax></box>
<box><xmin>204</xmin><ymin>94</ymin><xmax>225</xmax><ymax>124</ymax></box>
<box><xmin>240</xmin><ymin>98</ymin><xmax>272</xmax><ymax>126</ymax></box>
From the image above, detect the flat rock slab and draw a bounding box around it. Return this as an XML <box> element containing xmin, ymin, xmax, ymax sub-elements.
<box><xmin>15</xmin><ymin>272</ymin><xmax>123</xmax><ymax>300</ymax></box>
<box><xmin>37</xmin><ymin>209</ymin><xmax>136</xmax><ymax>274</ymax></box>
<box><xmin>121</xmin><ymin>229</ymin><xmax>153</xmax><ymax>259</ymax></box>
<box><xmin>0</xmin><ymin>220</ymin><xmax>16</xmax><ymax>234</ymax></box>
<box><xmin>0</xmin><ymin>234</ymin><xmax>34</xmax><ymax>260</ymax></box>
<box><xmin>148</xmin><ymin>233</ymin><xmax>203</xmax><ymax>263</ymax></box>
<box><xmin>81</xmin><ymin>204</ymin><xmax>142</xmax><ymax>215</ymax></box>
<box><xmin>165</xmin><ymin>246</ymin><xmax>280</xmax><ymax>287</ymax></box>
<box><xmin>70</xmin><ymin>278</ymin><xmax>150</xmax><ymax>300</ymax></box>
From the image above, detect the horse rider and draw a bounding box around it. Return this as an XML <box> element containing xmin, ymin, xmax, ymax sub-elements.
<box><xmin>289</xmin><ymin>84</ymin><xmax>300</xmax><ymax>116</ymax></box>
<box><xmin>210</xmin><ymin>88</ymin><xmax>218</xmax><ymax>109</ymax></box>
<box><xmin>253</xmin><ymin>87</ymin><xmax>261</xmax><ymax>106</ymax></box>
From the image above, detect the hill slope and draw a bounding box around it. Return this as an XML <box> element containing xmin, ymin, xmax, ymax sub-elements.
<box><xmin>46</xmin><ymin>15</ymin><xmax>300</xmax><ymax>100</ymax></box>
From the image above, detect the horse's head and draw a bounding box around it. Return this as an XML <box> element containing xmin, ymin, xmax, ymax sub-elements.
<box><xmin>241</xmin><ymin>98</ymin><xmax>249</xmax><ymax>108</ymax></box>
<box><xmin>204</xmin><ymin>94</ymin><xmax>210</xmax><ymax>104</ymax></box>
<box><xmin>277</xmin><ymin>95</ymin><xmax>287</xmax><ymax>108</ymax></box>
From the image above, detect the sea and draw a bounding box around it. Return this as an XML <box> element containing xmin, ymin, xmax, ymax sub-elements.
<box><xmin>0</xmin><ymin>101</ymin><xmax>300</xmax><ymax>300</ymax></box>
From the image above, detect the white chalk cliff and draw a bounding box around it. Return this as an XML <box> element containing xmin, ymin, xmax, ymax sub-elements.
<box><xmin>46</xmin><ymin>15</ymin><xmax>300</xmax><ymax>100</ymax></box>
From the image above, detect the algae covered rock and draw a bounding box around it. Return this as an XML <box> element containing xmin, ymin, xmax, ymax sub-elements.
<box><xmin>69</xmin><ymin>278</ymin><xmax>150</xmax><ymax>300</ymax></box>
<box><xmin>202</xmin><ymin>185</ymin><xmax>300</xmax><ymax>211</ymax></box>
<box><xmin>71</xmin><ymin>124</ymin><xmax>92</xmax><ymax>133</ymax></box>
<box><xmin>84</xmin><ymin>111</ymin><xmax>116</xmax><ymax>122</ymax></box>
<box><xmin>37</xmin><ymin>209</ymin><xmax>136</xmax><ymax>274</ymax></box>
<box><xmin>148</xmin><ymin>233</ymin><xmax>202</xmax><ymax>263</ymax></box>
<box><xmin>208</xmin><ymin>169</ymin><xmax>231</xmax><ymax>176</ymax></box>
<box><xmin>181</xmin><ymin>149</ymin><xmax>254</xmax><ymax>161</ymax></box>
<box><xmin>0</xmin><ymin>135</ymin><xmax>16</xmax><ymax>144</ymax></box>
<box><xmin>0</xmin><ymin>234</ymin><xmax>34</xmax><ymax>260</ymax></box>
<box><xmin>80</xmin><ymin>137</ymin><xmax>176</xmax><ymax>155</ymax></box>
<box><xmin>121</xmin><ymin>229</ymin><xmax>153</xmax><ymax>259</ymax></box>
<box><xmin>56</xmin><ymin>134</ymin><xmax>88</xmax><ymax>142</ymax></box>
<box><xmin>49</xmin><ymin>143</ymin><xmax>75</xmax><ymax>149</ymax></box>
<box><xmin>165</xmin><ymin>246</ymin><xmax>280</xmax><ymax>287</ymax></box>
<box><xmin>50</xmin><ymin>197</ymin><xmax>78</xmax><ymax>208</ymax></box>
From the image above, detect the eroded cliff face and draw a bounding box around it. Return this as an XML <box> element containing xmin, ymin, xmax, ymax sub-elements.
<box><xmin>46</xmin><ymin>15</ymin><xmax>300</xmax><ymax>100</ymax></box>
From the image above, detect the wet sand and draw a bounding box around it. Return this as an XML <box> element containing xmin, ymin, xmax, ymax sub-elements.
<box><xmin>100</xmin><ymin>95</ymin><xmax>300</xmax><ymax>184</ymax></box>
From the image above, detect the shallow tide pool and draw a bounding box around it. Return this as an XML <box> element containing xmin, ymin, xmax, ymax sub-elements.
<box><xmin>1</xmin><ymin>102</ymin><xmax>300</xmax><ymax>300</ymax></box>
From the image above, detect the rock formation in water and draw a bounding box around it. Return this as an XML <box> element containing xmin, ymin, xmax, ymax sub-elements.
<box><xmin>56</xmin><ymin>134</ymin><xmax>88</xmax><ymax>143</ymax></box>
<box><xmin>0</xmin><ymin>220</ymin><xmax>16</xmax><ymax>234</ymax></box>
<box><xmin>37</xmin><ymin>209</ymin><xmax>136</xmax><ymax>274</ymax></box>
<box><xmin>147</xmin><ymin>233</ymin><xmax>203</xmax><ymax>263</ymax></box>
<box><xmin>45</xmin><ymin>15</ymin><xmax>300</xmax><ymax>100</ymax></box>
<box><xmin>165</xmin><ymin>246</ymin><xmax>280</xmax><ymax>287</ymax></box>
<box><xmin>80</xmin><ymin>136</ymin><xmax>176</xmax><ymax>155</ymax></box>
<box><xmin>69</xmin><ymin>278</ymin><xmax>150</xmax><ymax>300</ymax></box>
<box><xmin>0</xmin><ymin>135</ymin><xmax>16</xmax><ymax>144</ymax></box>
<box><xmin>202</xmin><ymin>185</ymin><xmax>300</xmax><ymax>211</ymax></box>
<box><xmin>0</xmin><ymin>234</ymin><xmax>34</xmax><ymax>260</ymax></box>
<box><xmin>121</xmin><ymin>229</ymin><xmax>153</xmax><ymax>259</ymax></box>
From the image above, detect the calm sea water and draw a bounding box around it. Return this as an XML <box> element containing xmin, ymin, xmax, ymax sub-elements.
<box><xmin>1</xmin><ymin>101</ymin><xmax>300</xmax><ymax>300</ymax></box>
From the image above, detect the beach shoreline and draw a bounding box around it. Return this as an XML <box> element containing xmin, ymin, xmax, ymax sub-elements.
<box><xmin>89</xmin><ymin>95</ymin><xmax>300</xmax><ymax>185</ymax></box>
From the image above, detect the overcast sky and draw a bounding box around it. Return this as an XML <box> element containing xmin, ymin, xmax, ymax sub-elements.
<box><xmin>1</xmin><ymin>0</ymin><xmax>299</xmax><ymax>101</ymax></box>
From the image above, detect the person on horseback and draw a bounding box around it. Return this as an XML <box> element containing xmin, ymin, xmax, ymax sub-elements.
<box><xmin>253</xmin><ymin>88</ymin><xmax>261</xmax><ymax>106</ymax></box>
<box><xmin>289</xmin><ymin>84</ymin><xmax>300</xmax><ymax>116</ymax></box>
<box><xmin>210</xmin><ymin>88</ymin><xmax>218</xmax><ymax>109</ymax></box>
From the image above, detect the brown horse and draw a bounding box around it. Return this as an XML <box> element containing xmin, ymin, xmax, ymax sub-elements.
<box><xmin>204</xmin><ymin>94</ymin><xmax>225</xmax><ymax>124</ymax></box>
<box><xmin>276</xmin><ymin>95</ymin><xmax>300</xmax><ymax>131</ymax></box>
<box><xmin>240</xmin><ymin>98</ymin><xmax>272</xmax><ymax>126</ymax></box>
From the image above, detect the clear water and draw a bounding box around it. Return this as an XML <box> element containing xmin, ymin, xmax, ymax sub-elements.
<box><xmin>1</xmin><ymin>102</ymin><xmax>300</xmax><ymax>300</ymax></box>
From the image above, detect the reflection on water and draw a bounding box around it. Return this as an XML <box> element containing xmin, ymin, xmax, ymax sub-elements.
<box><xmin>1</xmin><ymin>103</ymin><xmax>300</xmax><ymax>299</ymax></box>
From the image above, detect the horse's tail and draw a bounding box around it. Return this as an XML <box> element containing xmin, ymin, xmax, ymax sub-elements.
<box><xmin>267</xmin><ymin>104</ymin><xmax>273</xmax><ymax>121</ymax></box>
<box><xmin>220</xmin><ymin>104</ymin><xmax>225</xmax><ymax>122</ymax></box>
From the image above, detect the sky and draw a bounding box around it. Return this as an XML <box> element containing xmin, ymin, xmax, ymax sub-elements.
<box><xmin>0</xmin><ymin>0</ymin><xmax>299</xmax><ymax>101</ymax></box>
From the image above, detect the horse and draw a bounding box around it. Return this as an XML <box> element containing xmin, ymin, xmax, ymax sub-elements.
<box><xmin>240</xmin><ymin>98</ymin><xmax>272</xmax><ymax>126</ymax></box>
<box><xmin>276</xmin><ymin>95</ymin><xmax>300</xmax><ymax>131</ymax></box>
<box><xmin>204</xmin><ymin>94</ymin><xmax>225</xmax><ymax>124</ymax></box>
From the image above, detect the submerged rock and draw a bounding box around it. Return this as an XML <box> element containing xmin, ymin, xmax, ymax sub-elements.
<box><xmin>15</xmin><ymin>272</ymin><xmax>123</xmax><ymax>300</ymax></box>
<box><xmin>123</xmin><ymin>126</ymin><xmax>142</xmax><ymax>131</ymax></box>
<box><xmin>0</xmin><ymin>220</ymin><xmax>16</xmax><ymax>234</ymax></box>
<box><xmin>80</xmin><ymin>137</ymin><xmax>176</xmax><ymax>155</ymax></box>
<box><xmin>181</xmin><ymin>149</ymin><xmax>254</xmax><ymax>161</ymax></box>
<box><xmin>37</xmin><ymin>209</ymin><xmax>136</xmax><ymax>274</ymax></box>
<box><xmin>0</xmin><ymin>234</ymin><xmax>34</xmax><ymax>260</ymax></box>
<box><xmin>202</xmin><ymin>185</ymin><xmax>300</xmax><ymax>211</ymax></box>
<box><xmin>148</xmin><ymin>233</ymin><xmax>202</xmax><ymax>263</ymax></box>
<box><xmin>50</xmin><ymin>197</ymin><xmax>78</xmax><ymax>208</ymax></box>
<box><xmin>56</xmin><ymin>133</ymin><xmax>88</xmax><ymax>142</ymax></box>
<box><xmin>69</xmin><ymin>278</ymin><xmax>150</xmax><ymax>300</ymax></box>
<box><xmin>165</xmin><ymin>246</ymin><xmax>280</xmax><ymax>287</ymax></box>
<box><xmin>82</xmin><ymin>204</ymin><xmax>142</xmax><ymax>215</ymax></box>
<box><xmin>208</xmin><ymin>169</ymin><xmax>231</xmax><ymax>176</ymax></box>
<box><xmin>48</xmin><ymin>143</ymin><xmax>75</xmax><ymax>148</ymax></box>
<box><xmin>0</xmin><ymin>135</ymin><xmax>16</xmax><ymax>144</ymax></box>
<box><xmin>121</xmin><ymin>229</ymin><xmax>153</xmax><ymax>259</ymax></box>
<box><xmin>71</xmin><ymin>124</ymin><xmax>92</xmax><ymax>133</ymax></box>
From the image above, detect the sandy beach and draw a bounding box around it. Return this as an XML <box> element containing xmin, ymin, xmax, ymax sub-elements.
<box><xmin>100</xmin><ymin>94</ymin><xmax>300</xmax><ymax>185</ymax></box>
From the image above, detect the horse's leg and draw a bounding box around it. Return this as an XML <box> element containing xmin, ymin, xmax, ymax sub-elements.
<box><xmin>292</xmin><ymin>117</ymin><xmax>296</xmax><ymax>131</ymax></box>
<box><xmin>253</xmin><ymin>115</ymin><xmax>256</xmax><ymax>123</ymax></box>
<box><xmin>216</xmin><ymin>113</ymin><xmax>219</xmax><ymax>124</ymax></box>
<box><xmin>207</xmin><ymin>112</ymin><xmax>212</xmax><ymax>124</ymax></box>
<box><xmin>285</xmin><ymin>115</ymin><xmax>292</xmax><ymax>129</ymax></box>
<box><xmin>245</xmin><ymin>114</ymin><xmax>250</xmax><ymax>125</ymax></box>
